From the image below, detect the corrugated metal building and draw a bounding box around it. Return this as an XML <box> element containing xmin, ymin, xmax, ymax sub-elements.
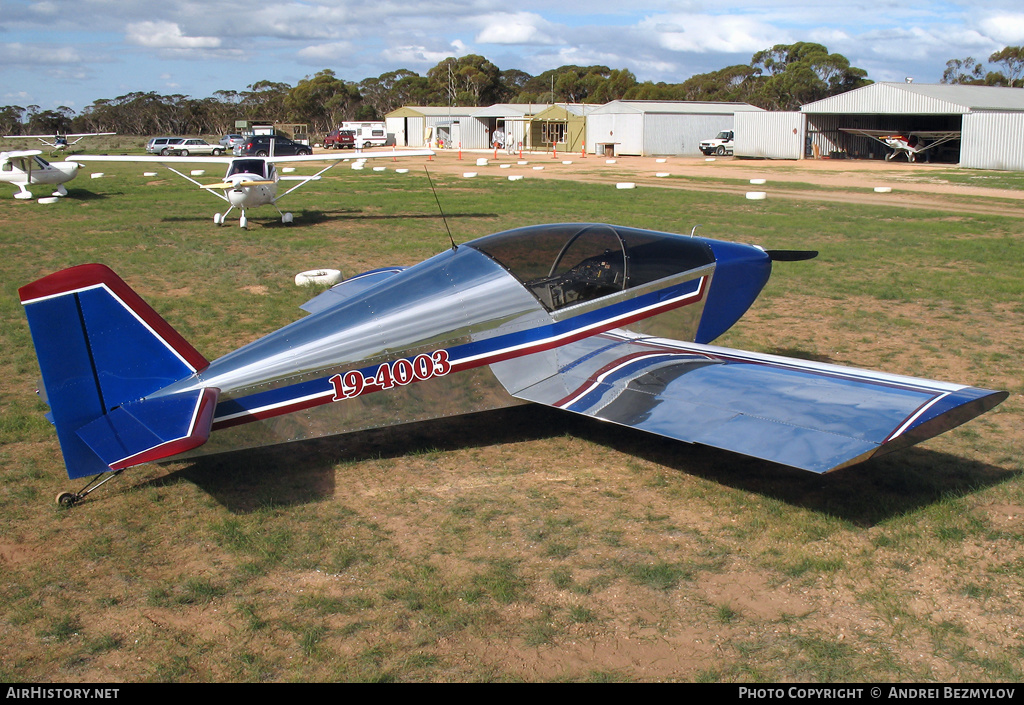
<box><xmin>384</xmin><ymin>106</ymin><xmax>478</xmax><ymax>148</ymax></box>
<box><xmin>797</xmin><ymin>83</ymin><xmax>1024</xmax><ymax>169</ymax></box>
<box><xmin>585</xmin><ymin>101</ymin><xmax>764</xmax><ymax>157</ymax></box>
<box><xmin>469</xmin><ymin>104</ymin><xmax>551</xmax><ymax>150</ymax></box>
<box><xmin>734</xmin><ymin>111</ymin><xmax>804</xmax><ymax>159</ymax></box>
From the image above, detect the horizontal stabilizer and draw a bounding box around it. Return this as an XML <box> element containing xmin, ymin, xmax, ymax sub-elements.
<box><xmin>300</xmin><ymin>267</ymin><xmax>406</xmax><ymax>315</ymax></box>
<box><xmin>493</xmin><ymin>333</ymin><xmax>1006</xmax><ymax>474</ymax></box>
<box><xmin>77</xmin><ymin>388</ymin><xmax>219</xmax><ymax>470</ymax></box>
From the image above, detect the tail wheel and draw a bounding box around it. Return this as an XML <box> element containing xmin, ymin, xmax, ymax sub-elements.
<box><xmin>56</xmin><ymin>492</ymin><xmax>79</xmax><ymax>508</ymax></box>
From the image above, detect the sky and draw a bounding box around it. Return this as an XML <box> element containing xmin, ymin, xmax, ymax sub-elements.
<box><xmin>2</xmin><ymin>0</ymin><xmax>1024</xmax><ymax>112</ymax></box>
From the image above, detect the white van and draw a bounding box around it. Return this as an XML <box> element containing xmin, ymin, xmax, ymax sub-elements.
<box><xmin>340</xmin><ymin>122</ymin><xmax>388</xmax><ymax>148</ymax></box>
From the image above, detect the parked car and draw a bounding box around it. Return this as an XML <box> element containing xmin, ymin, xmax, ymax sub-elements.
<box><xmin>146</xmin><ymin>137</ymin><xmax>184</xmax><ymax>155</ymax></box>
<box><xmin>167</xmin><ymin>138</ymin><xmax>225</xmax><ymax>156</ymax></box>
<box><xmin>233</xmin><ymin>135</ymin><xmax>312</xmax><ymax>157</ymax></box>
<box><xmin>324</xmin><ymin>128</ymin><xmax>356</xmax><ymax>149</ymax></box>
<box><xmin>699</xmin><ymin>130</ymin><xmax>734</xmax><ymax>156</ymax></box>
<box><xmin>219</xmin><ymin>134</ymin><xmax>245</xmax><ymax>149</ymax></box>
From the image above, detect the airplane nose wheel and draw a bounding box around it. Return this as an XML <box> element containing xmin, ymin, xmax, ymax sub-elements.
<box><xmin>239</xmin><ymin>215</ymin><xmax>248</xmax><ymax>229</ymax></box>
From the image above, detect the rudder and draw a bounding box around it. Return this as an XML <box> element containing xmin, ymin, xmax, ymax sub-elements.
<box><xmin>19</xmin><ymin>264</ymin><xmax>211</xmax><ymax>479</ymax></box>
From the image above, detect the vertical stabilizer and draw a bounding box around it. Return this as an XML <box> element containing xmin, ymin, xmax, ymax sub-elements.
<box><xmin>19</xmin><ymin>264</ymin><xmax>214</xmax><ymax>479</ymax></box>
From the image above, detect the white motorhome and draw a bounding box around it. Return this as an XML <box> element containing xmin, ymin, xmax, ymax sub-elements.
<box><xmin>340</xmin><ymin>122</ymin><xmax>388</xmax><ymax>148</ymax></box>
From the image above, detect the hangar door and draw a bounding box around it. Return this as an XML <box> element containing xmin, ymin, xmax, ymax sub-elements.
<box><xmin>805</xmin><ymin>114</ymin><xmax>963</xmax><ymax>163</ymax></box>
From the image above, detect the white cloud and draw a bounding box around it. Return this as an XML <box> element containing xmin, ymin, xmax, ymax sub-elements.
<box><xmin>0</xmin><ymin>42</ymin><xmax>82</xmax><ymax>66</ymax></box>
<box><xmin>125</xmin><ymin>21</ymin><xmax>221</xmax><ymax>50</ymax></box>
<box><xmin>297</xmin><ymin>42</ymin><xmax>355</xmax><ymax>62</ymax></box>
<box><xmin>639</xmin><ymin>14</ymin><xmax>786</xmax><ymax>54</ymax></box>
<box><xmin>978</xmin><ymin>13</ymin><xmax>1024</xmax><ymax>44</ymax></box>
<box><xmin>382</xmin><ymin>39</ymin><xmax>470</xmax><ymax>67</ymax></box>
<box><xmin>475</xmin><ymin>12</ymin><xmax>561</xmax><ymax>45</ymax></box>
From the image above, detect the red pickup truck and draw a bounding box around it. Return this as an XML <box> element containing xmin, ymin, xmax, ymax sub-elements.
<box><xmin>324</xmin><ymin>128</ymin><xmax>356</xmax><ymax>149</ymax></box>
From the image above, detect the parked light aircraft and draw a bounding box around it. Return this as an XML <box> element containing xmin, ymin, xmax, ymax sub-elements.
<box><xmin>71</xmin><ymin>149</ymin><xmax>434</xmax><ymax>227</ymax></box>
<box><xmin>839</xmin><ymin>128</ymin><xmax>961</xmax><ymax>162</ymax></box>
<box><xmin>4</xmin><ymin>132</ymin><xmax>116</xmax><ymax>151</ymax></box>
<box><xmin>1</xmin><ymin>149</ymin><xmax>80</xmax><ymax>199</ymax></box>
<box><xmin>19</xmin><ymin>223</ymin><xmax>1007</xmax><ymax>506</ymax></box>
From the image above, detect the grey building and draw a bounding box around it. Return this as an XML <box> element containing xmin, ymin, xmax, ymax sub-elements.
<box><xmin>585</xmin><ymin>100</ymin><xmax>764</xmax><ymax>157</ymax></box>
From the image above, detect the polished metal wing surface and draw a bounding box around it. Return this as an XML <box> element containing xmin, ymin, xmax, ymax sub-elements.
<box><xmin>490</xmin><ymin>330</ymin><xmax>1007</xmax><ymax>474</ymax></box>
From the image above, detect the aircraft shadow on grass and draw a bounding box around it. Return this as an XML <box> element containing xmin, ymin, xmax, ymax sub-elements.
<box><xmin>157</xmin><ymin>403</ymin><xmax>1015</xmax><ymax>525</ymax></box>
<box><xmin>155</xmin><ymin>210</ymin><xmax>498</xmax><ymax>227</ymax></box>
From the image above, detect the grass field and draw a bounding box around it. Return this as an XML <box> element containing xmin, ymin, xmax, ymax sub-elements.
<box><xmin>1</xmin><ymin>154</ymin><xmax>1022</xmax><ymax>682</ymax></box>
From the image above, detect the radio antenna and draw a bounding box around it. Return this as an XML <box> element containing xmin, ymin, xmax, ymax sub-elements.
<box><xmin>424</xmin><ymin>167</ymin><xmax>457</xmax><ymax>250</ymax></box>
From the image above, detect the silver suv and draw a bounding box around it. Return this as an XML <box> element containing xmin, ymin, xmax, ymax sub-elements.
<box><xmin>145</xmin><ymin>137</ymin><xmax>184</xmax><ymax>155</ymax></box>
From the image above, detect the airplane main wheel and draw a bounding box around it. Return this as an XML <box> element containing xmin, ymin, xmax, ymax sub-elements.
<box><xmin>214</xmin><ymin>213</ymin><xmax>223</xmax><ymax>225</ymax></box>
<box><xmin>283</xmin><ymin>213</ymin><xmax>294</xmax><ymax>224</ymax></box>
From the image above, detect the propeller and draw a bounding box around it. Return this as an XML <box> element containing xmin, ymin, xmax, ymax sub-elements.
<box><xmin>765</xmin><ymin>250</ymin><xmax>818</xmax><ymax>262</ymax></box>
<box><xmin>201</xmin><ymin>180</ymin><xmax>275</xmax><ymax>190</ymax></box>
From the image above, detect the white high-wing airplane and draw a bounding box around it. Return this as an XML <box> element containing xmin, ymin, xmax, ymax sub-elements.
<box><xmin>838</xmin><ymin>128</ymin><xmax>961</xmax><ymax>163</ymax></box>
<box><xmin>4</xmin><ymin>132</ymin><xmax>116</xmax><ymax>151</ymax></box>
<box><xmin>71</xmin><ymin>149</ymin><xmax>434</xmax><ymax>228</ymax></box>
<box><xmin>1</xmin><ymin>149</ymin><xmax>81</xmax><ymax>199</ymax></box>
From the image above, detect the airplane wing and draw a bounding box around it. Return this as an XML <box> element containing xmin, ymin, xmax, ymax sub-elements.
<box><xmin>265</xmin><ymin>149</ymin><xmax>433</xmax><ymax>202</ymax></box>
<box><xmin>839</xmin><ymin>128</ymin><xmax>961</xmax><ymax>148</ymax></box>
<box><xmin>490</xmin><ymin>330</ymin><xmax>1006</xmax><ymax>474</ymax></box>
<box><xmin>263</xmin><ymin>149</ymin><xmax>434</xmax><ymax>164</ymax></box>
<box><xmin>71</xmin><ymin>155</ymin><xmax>236</xmax><ymax>165</ymax></box>
<box><xmin>4</xmin><ymin>149</ymin><xmax>44</xmax><ymax>159</ymax></box>
<box><xmin>7</xmin><ymin>133</ymin><xmax>115</xmax><ymax>138</ymax></box>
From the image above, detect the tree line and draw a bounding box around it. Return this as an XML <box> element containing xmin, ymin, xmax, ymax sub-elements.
<box><xmin>2</xmin><ymin>43</ymin><xmax>1021</xmax><ymax>139</ymax></box>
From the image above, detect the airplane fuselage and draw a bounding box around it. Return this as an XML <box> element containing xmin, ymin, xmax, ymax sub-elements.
<box><xmin>1</xmin><ymin>151</ymin><xmax>80</xmax><ymax>198</ymax></box>
<box><xmin>224</xmin><ymin>171</ymin><xmax>277</xmax><ymax>209</ymax></box>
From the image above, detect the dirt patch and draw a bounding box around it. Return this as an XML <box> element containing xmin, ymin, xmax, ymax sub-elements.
<box><xmin>363</xmin><ymin>148</ymin><xmax>1024</xmax><ymax>218</ymax></box>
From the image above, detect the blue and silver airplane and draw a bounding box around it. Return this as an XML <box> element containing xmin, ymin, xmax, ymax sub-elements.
<box><xmin>19</xmin><ymin>223</ymin><xmax>1006</xmax><ymax>506</ymax></box>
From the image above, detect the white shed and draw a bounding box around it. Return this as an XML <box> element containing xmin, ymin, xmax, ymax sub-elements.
<box><xmin>585</xmin><ymin>100</ymin><xmax>764</xmax><ymax>157</ymax></box>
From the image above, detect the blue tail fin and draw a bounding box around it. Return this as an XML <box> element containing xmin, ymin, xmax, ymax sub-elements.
<box><xmin>19</xmin><ymin>264</ymin><xmax>215</xmax><ymax>479</ymax></box>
